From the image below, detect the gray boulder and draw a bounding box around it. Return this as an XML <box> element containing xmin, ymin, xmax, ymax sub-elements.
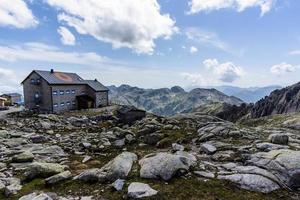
<box><xmin>75</xmin><ymin>152</ymin><xmax>137</xmax><ymax>183</ymax></box>
<box><xmin>24</xmin><ymin>162</ymin><xmax>68</xmax><ymax>181</ymax></box>
<box><xmin>128</xmin><ymin>182</ymin><xmax>158</xmax><ymax>199</ymax></box>
<box><xmin>139</xmin><ymin>152</ymin><xmax>196</xmax><ymax>181</ymax></box>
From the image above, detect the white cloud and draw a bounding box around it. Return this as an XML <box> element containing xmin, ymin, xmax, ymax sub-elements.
<box><xmin>186</xmin><ymin>27</ymin><xmax>229</xmax><ymax>52</ymax></box>
<box><xmin>57</xmin><ymin>26</ymin><xmax>76</xmax><ymax>46</ymax></box>
<box><xmin>0</xmin><ymin>0</ymin><xmax>38</xmax><ymax>28</ymax></box>
<box><xmin>270</xmin><ymin>62</ymin><xmax>296</xmax><ymax>75</ymax></box>
<box><xmin>46</xmin><ymin>0</ymin><xmax>178</xmax><ymax>54</ymax></box>
<box><xmin>203</xmin><ymin>58</ymin><xmax>219</xmax><ymax>69</ymax></box>
<box><xmin>213</xmin><ymin>61</ymin><xmax>244</xmax><ymax>82</ymax></box>
<box><xmin>0</xmin><ymin>42</ymin><xmax>107</xmax><ymax>65</ymax></box>
<box><xmin>289</xmin><ymin>50</ymin><xmax>300</xmax><ymax>56</ymax></box>
<box><xmin>182</xmin><ymin>59</ymin><xmax>244</xmax><ymax>86</ymax></box>
<box><xmin>188</xmin><ymin>0</ymin><xmax>275</xmax><ymax>16</ymax></box>
<box><xmin>190</xmin><ymin>46</ymin><xmax>198</xmax><ymax>54</ymax></box>
<box><xmin>0</xmin><ymin>67</ymin><xmax>20</xmax><ymax>94</ymax></box>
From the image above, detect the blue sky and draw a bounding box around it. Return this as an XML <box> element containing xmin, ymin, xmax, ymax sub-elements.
<box><xmin>0</xmin><ymin>0</ymin><xmax>300</xmax><ymax>93</ymax></box>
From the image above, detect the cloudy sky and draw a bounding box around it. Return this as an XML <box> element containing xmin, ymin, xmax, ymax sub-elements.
<box><xmin>0</xmin><ymin>0</ymin><xmax>300</xmax><ymax>93</ymax></box>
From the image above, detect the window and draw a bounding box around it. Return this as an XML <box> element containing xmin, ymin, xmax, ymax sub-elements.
<box><xmin>60</xmin><ymin>102</ymin><xmax>65</xmax><ymax>106</ymax></box>
<box><xmin>54</xmin><ymin>103</ymin><xmax>58</xmax><ymax>107</ymax></box>
<box><xmin>67</xmin><ymin>101</ymin><xmax>71</xmax><ymax>106</ymax></box>
<box><xmin>53</xmin><ymin>91</ymin><xmax>58</xmax><ymax>95</ymax></box>
<box><xmin>72</xmin><ymin>101</ymin><xmax>76</xmax><ymax>105</ymax></box>
<box><xmin>66</xmin><ymin>90</ymin><xmax>70</xmax><ymax>94</ymax></box>
<box><xmin>30</xmin><ymin>79</ymin><xmax>35</xmax><ymax>84</ymax></box>
<box><xmin>59</xmin><ymin>90</ymin><xmax>64</xmax><ymax>95</ymax></box>
<box><xmin>81</xmin><ymin>91</ymin><xmax>86</xmax><ymax>95</ymax></box>
<box><xmin>34</xmin><ymin>92</ymin><xmax>40</xmax><ymax>98</ymax></box>
<box><xmin>71</xmin><ymin>90</ymin><xmax>75</xmax><ymax>94</ymax></box>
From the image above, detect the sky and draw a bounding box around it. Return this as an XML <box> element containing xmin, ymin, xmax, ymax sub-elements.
<box><xmin>0</xmin><ymin>0</ymin><xmax>300</xmax><ymax>93</ymax></box>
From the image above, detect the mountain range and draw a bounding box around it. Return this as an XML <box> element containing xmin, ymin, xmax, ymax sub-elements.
<box><xmin>108</xmin><ymin>85</ymin><xmax>243</xmax><ymax>116</ymax></box>
<box><xmin>188</xmin><ymin>85</ymin><xmax>282</xmax><ymax>103</ymax></box>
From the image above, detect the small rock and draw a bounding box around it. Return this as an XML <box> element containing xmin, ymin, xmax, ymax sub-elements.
<box><xmin>200</xmin><ymin>143</ymin><xmax>217</xmax><ymax>155</ymax></box>
<box><xmin>111</xmin><ymin>179</ymin><xmax>125</xmax><ymax>191</ymax></box>
<box><xmin>128</xmin><ymin>182</ymin><xmax>158</xmax><ymax>199</ymax></box>
<box><xmin>82</xmin><ymin>156</ymin><xmax>92</xmax><ymax>163</ymax></box>
<box><xmin>19</xmin><ymin>192</ymin><xmax>38</xmax><ymax>200</ymax></box>
<box><xmin>5</xmin><ymin>184</ymin><xmax>22</xmax><ymax>197</ymax></box>
<box><xmin>114</xmin><ymin>139</ymin><xmax>125</xmax><ymax>148</ymax></box>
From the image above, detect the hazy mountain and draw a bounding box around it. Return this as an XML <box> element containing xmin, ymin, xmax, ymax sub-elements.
<box><xmin>251</xmin><ymin>82</ymin><xmax>300</xmax><ymax>118</ymax></box>
<box><xmin>108</xmin><ymin>84</ymin><xmax>243</xmax><ymax>116</ymax></box>
<box><xmin>187</xmin><ymin>85</ymin><xmax>282</xmax><ymax>103</ymax></box>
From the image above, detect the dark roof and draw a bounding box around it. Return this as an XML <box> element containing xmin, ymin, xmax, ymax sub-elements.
<box><xmin>34</xmin><ymin>70</ymin><xmax>85</xmax><ymax>84</ymax></box>
<box><xmin>22</xmin><ymin>70</ymin><xmax>109</xmax><ymax>92</ymax></box>
<box><xmin>84</xmin><ymin>80</ymin><xmax>109</xmax><ymax>92</ymax></box>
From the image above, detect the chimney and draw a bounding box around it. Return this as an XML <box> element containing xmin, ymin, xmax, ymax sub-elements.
<box><xmin>50</xmin><ymin>69</ymin><xmax>54</xmax><ymax>73</ymax></box>
<box><xmin>94</xmin><ymin>78</ymin><xmax>98</xmax><ymax>82</ymax></box>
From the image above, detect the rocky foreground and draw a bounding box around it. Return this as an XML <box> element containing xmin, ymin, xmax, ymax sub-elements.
<box><xmin>0</xmin><ymin>106</ymin><xmax>300</xmax><ymax>199</ymax></box>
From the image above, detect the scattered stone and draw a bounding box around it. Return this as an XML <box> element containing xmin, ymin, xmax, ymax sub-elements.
<box><xmin>12</xmin><ymin>151</ymin><xmax>34</xmax><ymax>163</ymax></box>
<box><xmin>128</xmin><ymin>182</ymin><xmax>158</xmax><ymax>199</ymax></box>
<box><xmin>45</xmin><ymin>170</ymin><xmax>72</xmax><ymax>186</ymax></box>
<box><xmin>200</xmin><ymin>143</ymin><xmax>217</xmax><ymax>155</ymax></box>
<box><xmin>5</xmin><ymin>183</ymin><xmax>22</xmax><ymax>196</ymax></box>
<box><xmin>111</xmin><ymin>179</ymin><xmax>125</xmax><ymax>191</ymax></box>
<box><xmin>82</xmin><ymin>156</ymin><xmax>92</xmax><ymax>163</ymax></box>
<box><xmin>139</xmin><ymin>152</ymin><xmax>195</xmax><ymax>181</ymax></box>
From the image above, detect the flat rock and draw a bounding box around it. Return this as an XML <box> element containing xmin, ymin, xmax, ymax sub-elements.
<box><xmin>128</xmin><ymin>182</ymin><xmax>158</xmax><ymax>199</ymax></box>
<box><xmin>247</xmin><ymin>149</ymin><xmax>300</xmax><ymax>189</ymax></box>
<box><xmin>218</xmin><ymin>173</ymin><xmax>280</xmax><ymax>193</ymax></box>
<box><xmin>139</xmin><ymin>152</ymin><xmax>196</xmax><ymax>181</ymax></box>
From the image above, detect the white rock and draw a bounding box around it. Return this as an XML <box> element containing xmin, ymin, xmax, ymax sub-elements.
<box><xmin>128</xmin><ymin>182</ymin><xmax>158</xmax><ymax>198</ymax></box>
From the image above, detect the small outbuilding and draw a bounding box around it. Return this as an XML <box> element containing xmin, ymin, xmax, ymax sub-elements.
<box><xmin>116</xmin><ymin>105</ymin><xmax>146</xmax><ymax>124</ymax></box>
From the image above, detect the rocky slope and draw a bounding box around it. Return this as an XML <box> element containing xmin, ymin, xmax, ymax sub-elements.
<box><xmin>0</xmin><ymin>106</ymin><xmax>300</xmax><ymax>199</ymax></box>
<box><xmin>251</xmin><ymin>82</ymin><xmax>300</xmax><ymax>118</ymax></box>
<box><xmin>108</xmin><ymin>85</ymin><xmax>243</xmax><ymax>116</ymax></box>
